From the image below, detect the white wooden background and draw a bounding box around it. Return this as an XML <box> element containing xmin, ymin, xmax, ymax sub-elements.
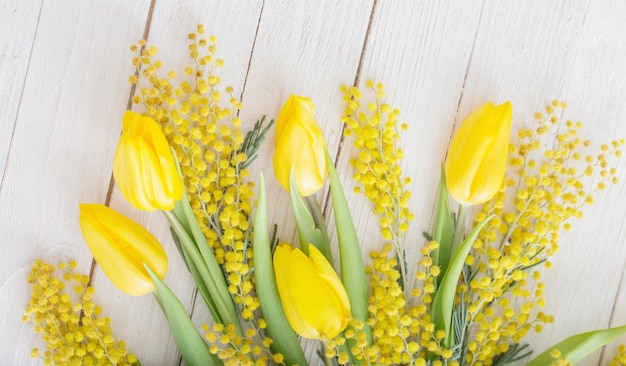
<box><xmin>2</xmin><ymin>1</ymin><xmax>626</xmax><ymax>365</ymax></box>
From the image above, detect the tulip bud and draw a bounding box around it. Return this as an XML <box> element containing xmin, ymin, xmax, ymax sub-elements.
<box><xmin>273</xmin><ymin>95</ymin><xmax>328</xmax><ymax>196</ymax></box>
<box><xmin>445</xmin><ymin>101</ymin><xmax>512</xmax><ymax>205</ymax></box>
<box><xmin>273</xmin><ymin>244</ymin><xmax>351</xmax><ymax>339</ymax></box>
<box><xmin>79</xmin><ymin>203</ymin><xmax>168</xmax><ymax>296</ymax></box>
<box><xmin>113</xmin><ymin>111</ymin><xmax>183</xmax><ymax>211</ymax></box>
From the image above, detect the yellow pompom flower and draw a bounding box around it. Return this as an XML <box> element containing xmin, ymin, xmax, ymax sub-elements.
<box><xmin>78</xmin><ymin>203</ymin><xmax>168</xmax><ymax>296</ymax></box>
<box><xmin>273</xmin><ymin>95</ymin><xmax>328</xmax><ymax>196</ymax></box>
<box><xmin>273</xmin><ymin>243</ymin><xmax>351</xmax><ymax>339</ymax></box>
<box><xmin>113</xmin><ymin>111</ymin><xmax>183</xmax><ymax>211</ymax></box>
<box><xmin>445</xmin><ymin>101</ymin><xmax>512</xmax><ymax>205</ymax></box>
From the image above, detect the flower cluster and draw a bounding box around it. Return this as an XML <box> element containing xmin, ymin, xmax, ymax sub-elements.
<box><xmin>462</xmin><ymin>101</ymin><xmax>623</xmax><ymax>364</ymax></box>
<box><xmin>23</xmin><ymin>260</ymin><xmax>137</xmax><ymax>365</ymax></box>
<box><xmin>25</xmin><ymin>24</ymin><xmax>626</xmax><ymax>366</ymax></box>
<box><xmin>611</xmin><ymin>345</ymin><xmax>626</xmax><ymax>366</ymax></box>
<box><xmin>127</xmin><ymin>25</ymin><xmax>271</xmax><ymax>363</ymax></box>
<box><xmin>130</xmin><ymin>25</ymin><xmax>256</xmax><ymax>309</ymax></box>
<box><xmin>202</xmin><ymin>322</ymin><xmax>279</xmax><ymax>366</ymax></box>
<box><xmin>339</xmin><ymin>84</ymin><xmax>624</xmax><ymax>365</ymax></box>
<box><xmin>341</xmin><ymin>81</ymin><xmax>414</xmax><ymax>289</ymax></box>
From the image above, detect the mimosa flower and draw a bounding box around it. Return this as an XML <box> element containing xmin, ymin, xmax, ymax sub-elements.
<box><xmin>445</xmin><ymin>101</ymin><xmax>512</xmax><ymax>205</ymax></box>
<box><xmin>79</xmin><ymin>203</ymin><xmax>168</xmax><ymax>296</ymax></box>
<box><xmin>273</xmin><ymin>95</ymin><xmax>328</xmax><ymax>196</ymax></box>
<box><xmin>273</xmin><ymin>244</ymin><xmax>351</xmax><ymax>339</ymax></box>
<box><xmin>113</xmin><ymin>111</ymin><xmax>183</xmax><ymax>211</ymax></box>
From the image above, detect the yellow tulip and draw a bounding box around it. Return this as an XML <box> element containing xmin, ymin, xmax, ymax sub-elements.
<box><xmin>79</xmin><ymin>203</ymin><xmax>168</xmax><ymax>296</ymax></box>
<box><xmin>445</xmin><ymin>101</ymin><xmax>512</xmax><ymax>205</ymax></box>
<box><xmin>113</xmin><ymin>111</ymin><xmax>183</xmax><ymax>211</ymax></box>
<box><xmin>273</xmin><ymin>95</ymin><xmax>328</xmax><ymax>196</ymax></box>
<box><xmin>273</xmin><ymin>243</ymin><xmax>351</xmax><ymax>339</ymax></box>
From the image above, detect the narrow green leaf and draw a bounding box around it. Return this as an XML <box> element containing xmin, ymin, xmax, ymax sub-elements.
<box><xmin>432</xmin><ymin>164</ymin><xmax>454</xmax><ymax>283</ymax></box>
<box><xmin>178</xmin><ymin>194</ymin><xmax>242</xmax><ymax>334</ymax></box>
<box><xmin>169</xmin><ymin>147</ymin><xmax>233</xmax><ymax>325</ymax></box>
<box><xmin>164</xmin><ymin>207</ymin><xmax>241</xmax><ymax>333</ymax></box>
<box><xmin>526</xmin><ymin>324</ymin><xmax>626</xmax><ymax>366</ymax></box>
<box><xmin>325</xmin><ymin>150</ymin><xmax>372</xmax><ymax>347</ymax></box>
<box><xmin>170</xmin><ymin>147</ymin><xmax>191</xmax><ymax>234</ymax></box>
<box><xmin>170</xmin><ymin>147</ymin><xmax>239</xmax><ymax>330</ymax></box>
<box><xmin>169</xmin><ymin>228</ymin><xmax>190</xmax><ymax>273</ymax></box>
<box><xmin>305</xmin><ymin>194</ymin><xmax>332</xmax><ymax>260</ymax></box>
<box><xmin>289</xmin><ymin>170</ymin><xmax>333</xmax><ymax>262</ymax></box>
<box><xmin>145</xmin><ymin>265</ymin><xmax>220</xmax><ymax>366</ymax></box>
<box><xmin>164</xmin><ymin>210</ymin><xmax>222</xmax><ymax>323</ymax></box>
<box><xmin>253</xmin><ymin>175</ymin><xmax>307</xmax><ymax>366</ymax></box>
<box><xmin>431</xmin><ymin>215</ymin><xmax>492</xmax><ymax>347</ymax></box>
<box><xmin>170</xmin><ymin>227</ymin><xmax>219</xmax><ymax>319</ymax></box>
<box><xmin>237</xmin><ymin>117</ymin><xmax>275</xmax><ymax>169</ymax></box>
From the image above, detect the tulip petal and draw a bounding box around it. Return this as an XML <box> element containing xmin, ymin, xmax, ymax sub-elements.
<box><xmin>138</xmin><ymin>138</ymin><xmax>172</xmax><ymax>209</ymax></box>
<box><xmin>468</xmin><ymin>102</ymin><xmax>512</xmax><ymax>203</ymax></box>
<box><xmin>273</xmin><ymin>244</ymin><xmax>350</xmax><ymax>339</ymax></box>
<box><xmin>308</xmin><ymin>246</ymin><xmax>351</xmax><ymax>333</ymax></box>
<box><xmin>113</xmin><ymin>111</ymin><xmax>182</xmax><ymax>211</ymax></box>
<box><xmin>80</xmin><ymin>211</ymin><xmax>154</xmax><ymax>295</ymax></box>
<box><xmin>273</xmin><ymin>95</ymin><xmax>327</xmax><ymax>196</ymax></box>
<box><xmin>253</xmin><ymin>177</ymin><xmax>307</xmax><ymax>364</ymax></box>
<box><xmin>79</xmin><ymin>203</ymin><xmax>168</xmax><ymax>296</ymax></box>
<box><xmin>273</xmin><ymin>244</ymin><xmax>320</xmax><ymax>339</ymax></box>
<box><xmin>148</xmin><ymin>117</ymin><xmax>183</xmax><ymax>200</ymax></box>
<box><xmin>114</xmin><ymin>134</ymin><xmax>152</xmax><ymax>211</ymax></box>
<box><xmin>288</xmin><ymin>247</ymin><xmax>347</xmax><ymax>339</ymax></box>
<box><xmin>445</xmin><ymin>101</ymin><xmax>512</xmax><ymax>204</ymax></box>
<box><xmin>309</xmin><ymin>246</ymin><xmax>351</xmax><ymax>318</ymax></box>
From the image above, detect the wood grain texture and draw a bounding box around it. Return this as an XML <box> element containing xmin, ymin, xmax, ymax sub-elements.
<box><xmin>531</xmin><ymin>1</ymin><xmax>626</xmax><ymax>364</ymax></box>
<box><xmin>329</xmin><ymin>0</ymin><xmax>483</xmax><ymax>293</ymax></box>
<box><xmin>237</xmin><ymin>1</ymin><xmax>374</xmax><ymax>359</ymax></box>
<box><xmin>0</xmin><ymin>0</ymin><xmax>41</xmax><ymax>190</ymax></box>
<box><xmin>0</xmin><ymin>1</ymin><xmax>151</xmax><ymax>364</ymax></box>
<box><xmin>2</xmin><ymin>0</ymin><xmax>626</xmax><ymax>365</ymax></box>
<box><xmin>239</xmin><ymin>0</ymin><xmax>374</xmax><ymax>250</ymax></box>
<box><xmin>89</xmin><ymin>1</ymin><xmax>266</xmax><ymax>364</ymax></box>
<box><xmin>455</xmin><ymin>1</ymin><xmax>626</xmax><ymax>365</ymax></box>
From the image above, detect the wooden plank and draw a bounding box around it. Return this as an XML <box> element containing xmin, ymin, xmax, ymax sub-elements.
<box><xmin>92</xmin><ymin>1</ymin><xmax>265</xmax><ymax>365</ymax></box>
<box><xmin>330</xmin><ymin>0</ymin><xmax>483</xmax><ymax>294</ymax></box>
<box><xmin>239</xmin><ymin>0</ymin><xmax>374</xmax><ymax>256</ymax></box>
<box><xmin>236</xmin><ymin>1</ymin><xmax>373</xmax><ymax>359</ymax></box>
<box><xmin>452</xmin><ymin>1</ymin><xmax>626</xmax><ymax>365</ymax></box>
<box><xmin>604</xmin><ymin>265</ymin><xmax>626</xmax><ymax>364</ymax></box>
<box><xmin>0</xmin><ymin>0</ymin><xmax>41</xmax><ymax>190</ymax></box>
<box><xmin>536</xmin><ymin>1</ymin><xmax>626</xmax><ymax>364</ymax></box>
<box><xmin>333</xmin><ymin>0</ymin><xmax>626</xmax><ymax>365</ymax></box>
<box><xmin>0</xmin><ymin>1</ymin><xmax>151</xmax><ymax>364</ymax></box>
<box><xmin>2</xmin><ymin>1</ymin><xmax>625</xmax><ymax>365</ymax></box>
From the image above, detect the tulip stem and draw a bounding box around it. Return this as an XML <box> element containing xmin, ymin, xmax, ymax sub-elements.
<box><xmin>163</xmin><ymin>209</ymin><xmax>243</xmax><ymax>335</ymax></box>
<box><xmin>320</xmin><ymin>339</ymin><xmax>334</xmax><ymax>366</ymax></box>
<box><xmin>305</xmin><ymin>194</ymin><xmax>333</xmax><ymax>263</ymax></box>
<box><xmin>452</xmin><ymin>204</ymin><xmax>470</xmax><ymax>255</ymax></box>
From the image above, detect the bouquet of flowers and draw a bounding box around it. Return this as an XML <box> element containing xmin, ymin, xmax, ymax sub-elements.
<box><xmin>23</xmin><ymin>25</ymin><xmax>626</xmax><ymax>366</ymax></box>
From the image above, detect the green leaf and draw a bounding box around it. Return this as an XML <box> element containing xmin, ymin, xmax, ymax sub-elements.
<box><xmin>526</xmin><ymin>324</ymin><xmax>626</xmax><ymax>366</ymax></box>
<box><xmin>289</xmin><ymin>170</ymin><xmax>333</xmax><ymax>262</ymax></box>
<box><xmin>237</xmin><ymin>116</ymin><xmax>274</xmax><ymax>169</ymax></box>
<box><xmin>170</xmin><ymin>227</ymin><xmax>218</xmax><ymax>320</ymax></box>
<box><xmin>432</xmin><ymin>164</ymin><xmax>454</xmax><ymax>284</ymax></box>
<box><xmin>325</xmin><ymin>150</ymin><xmax>372</xmax><ymax>347</ymax></box>
<box><xmin>253</xmin><ymin>175</ymin><xmax>307</xmax><ymax>366</ymax></box>
<box><xmin>169</xmin><ymin>147</ymin><xmax>191</xmax><ymax>234</ymax></box>
<box><xmin>168</xmin><ymin>146</ymin><xmax>239</xmax><ymax>329</ymax></box>
<box><xmin>164</xmin><ymin>205</ymin><xmax>241</xmax><ymax>334</ymax></box>
<box><xmin>431</xmin><ymin>214</ymin><xmax>492</xmax><ymax>347</ymax></box>
<box><xmin>178</xmin><ymin>193</ymin><xmax>242</xmax><ymax>334</ymax></box>
<box><xmin>145</xmin><ymin>265</ymin><xmax>220</xmax><ymax>366</ymax></box>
